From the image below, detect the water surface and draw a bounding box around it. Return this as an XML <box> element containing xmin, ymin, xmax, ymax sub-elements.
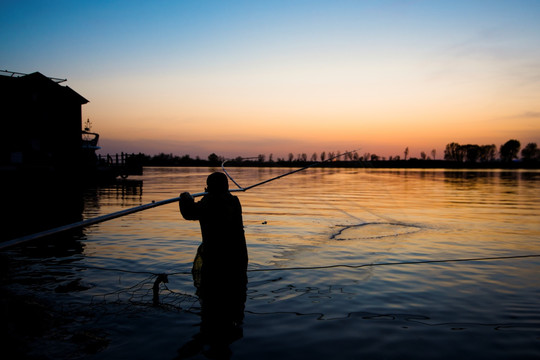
<box><xmin>5</xmin><ymin>167</ymin><xmax>540</xmax><ymax>359</ymax></box>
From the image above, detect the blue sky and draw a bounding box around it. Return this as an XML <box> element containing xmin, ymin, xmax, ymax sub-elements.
<box><xmin>3</xmin><ymin>0</ymin><xmax>540</xmax><ymax>158</ymax></box>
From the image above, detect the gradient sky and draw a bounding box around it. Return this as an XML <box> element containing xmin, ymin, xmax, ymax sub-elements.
<box><xmin>3</xmin><ymin>0</ymin><xmax>540</xmax><ymax>159</ymax></box>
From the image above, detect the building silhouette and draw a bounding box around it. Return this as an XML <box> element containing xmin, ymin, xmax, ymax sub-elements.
<box><xmin>0</xmin><ymin>70</ymin><xmax>89</xmax><ymax>177</ymax></box>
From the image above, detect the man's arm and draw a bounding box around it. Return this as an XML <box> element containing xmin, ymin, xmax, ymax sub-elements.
<box><xmin>179</xmin><ymin>192</ymin><xmax>200</xmax><ymax>220</ymax></box>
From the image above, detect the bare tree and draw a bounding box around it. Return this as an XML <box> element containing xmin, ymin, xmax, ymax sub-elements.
<box><xmin>288</xmin><ymin>153</ymin><xmax>294</xmax><ymax>162</ymax></box>
<box><xmin>479</xmin><ymin>145</ymin><xmax>496</xmax><ymax>162</ymax></box>
<box><xmin>444</xmin><ymin>142</ymin><xmax>465</xmax><ymax>162</ymax></box>
<box><xmin>311</xmin><ymin>152</ymin><xmax>318</xmax><ymax>161</ymax></box>
<box><xmin>404</xmin><ymin>147</ymin><xmax>409</xmax><ymax>161</ymax></box>
<box><xmin>320</xmin><ymin>151</ymin><xmax>326</xmax><ymax>161</ymax></box>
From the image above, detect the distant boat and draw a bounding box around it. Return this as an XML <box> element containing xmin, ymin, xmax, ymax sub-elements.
<box><xmin>81</xmin><ymin>119</ymin><xmax>142</xmax><ymax>180</ymax></box>
<box><xmin>82</xmin><ymin>119</ymin><xmax>101</xmax><ymax>151</ymax></box>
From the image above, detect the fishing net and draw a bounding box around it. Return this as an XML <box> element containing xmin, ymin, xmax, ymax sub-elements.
<box><xmin>81</xmin><ymin>269</ymin><xmax>201</xmax><ymax>316</ymax></box>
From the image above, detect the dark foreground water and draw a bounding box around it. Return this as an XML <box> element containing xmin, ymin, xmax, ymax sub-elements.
<box><xmin>2</xmin><ymin>167</ymin><xmax>540</xmax><ymax>359</ymax></box>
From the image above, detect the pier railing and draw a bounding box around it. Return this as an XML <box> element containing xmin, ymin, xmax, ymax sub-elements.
<box><xmin>97</xmin><ymin>153</ymin><xmax>143</xmax><ymax>178</ymax></box>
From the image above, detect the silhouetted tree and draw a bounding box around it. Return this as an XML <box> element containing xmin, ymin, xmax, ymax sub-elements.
<box><xmin>268</xmin><ymin>153</ymin><xmax>274</xmax><ymax>162</ymax></box>
<box><xmin>420</xmin><ymin>151</ymin><xmax>427</xmax><ymax>160</ymax></box>
<box><xmin>180</xmin><ymin>155</ymin><xmax>193</xmax><ymax>164</ymax></box>
<box><xmin>320</xmin><ymin>151</ymin><xmax>326</xmax><ymax>162</ymax></box>
<box><xmin>258</xmin><ymin>154</ymin><xmax>265</xmax><ymax>162</ymax></box>
<box><xmin>521</xmin><ymin>142</ymin><xmax>540</xmax><ymax>161</ymax></box>
<box><xmin>444</xmin><ymin>142</ymin><xmax>465</xmax><ymax>162</ymax></box>
<box><xmin>404</xmin><ymin>147</ymin><xmax>409</xmax><ymax>161</ymax></box>
<box><xmin>479</xmin><ymin>144</ymin><xmax>496</xmax><ymax>162</ymax></box>
<box><xmin>431</xmin><ymin>149</ymin><xmax>436</xmax><ymax>160</ymax></box>
<box><xmin>208</xmin><ymin>153</ymin><xmax>220</xmax><ymax>165</ymax></box>
<box><xmin>311</xmin><ymin>152</ymin><xmax>317</xmax><ymax>161</ymax></box>
<box><xmin>464</xmin><ymin>144</ymin><xmax>481</xmax><ymax>163</ymax></box>
<box><xmin>371</xmin><ymin>154</ymin><xmax>379</xmax><ymax>161</ymax></box>
<box><xmin>500</xmin><ymin>139</ymin><xmax>521</xmax><ymax>162</ymax></box>
<box><xmin>288</xmin><ymin>153</ymin><xmax>294</xmax><ymax>162</ymax></box>
<box><xmin>150</xmin><ymin>152</ymin><xmax>184</xmax><ymax>165</ymax></box>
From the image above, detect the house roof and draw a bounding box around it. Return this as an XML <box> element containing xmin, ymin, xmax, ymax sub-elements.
<box><xmin>0</xmin><ymin>71</ymin><xmax>89</xmax><ymax>105</ymax></box>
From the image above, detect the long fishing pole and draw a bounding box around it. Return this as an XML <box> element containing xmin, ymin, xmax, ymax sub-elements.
<box><xmin>1</xmin><ymin>150</ymin><xmax>359</xmax><ymax>250</ymax></box>
<box><xmin>222</xmin><ymin>150</ymin><xmax>358</xmax><ymax>191</ymax></box>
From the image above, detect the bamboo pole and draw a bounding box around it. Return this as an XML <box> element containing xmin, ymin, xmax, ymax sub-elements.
<box><xmin>1</xmin><ymin>150</ymin><xmax>358</xmax><ymax>250</ymax></box>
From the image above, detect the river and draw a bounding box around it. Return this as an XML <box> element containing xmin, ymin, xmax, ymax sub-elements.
<box><xmin>3</xmin><ymin>167</ymin><xmax>540</xmax><ymax>359</ymax></box>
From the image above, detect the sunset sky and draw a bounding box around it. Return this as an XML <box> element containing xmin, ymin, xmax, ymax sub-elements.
<box><xmin>3</xmin><ymin>0</ymin><xmax>540</xmax><ymax>159</ymax></box>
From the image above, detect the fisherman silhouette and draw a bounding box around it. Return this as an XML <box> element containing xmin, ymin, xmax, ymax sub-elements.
<box><xmin>177</xmin><ymin>172</ymin><xmax>248</xmax><ymax>359</ymax></box>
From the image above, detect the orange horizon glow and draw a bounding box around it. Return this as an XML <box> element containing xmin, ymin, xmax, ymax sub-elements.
<box><xmin>84</xmin><ymin>78</ymin><xmax>539</xmax><ymax>159</ymax></box>
<box><xmin>4</xmin><ymin>1</ymin><xmax>539</xmax><ymax>159</ymax></box>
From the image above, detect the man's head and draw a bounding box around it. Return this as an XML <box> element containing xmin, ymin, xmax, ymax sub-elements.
<box><xmin>206</xmin><ymin>172</ymin><xmax>229</xmax><ymax>194</ymax></box>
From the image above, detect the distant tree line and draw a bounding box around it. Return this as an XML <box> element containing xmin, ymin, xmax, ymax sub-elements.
<box><xmin>444</xmin><ymin>139</ymin><xmax>540</xmax><ymax>163</ymax></box>
<box><xmin>119</xmin><ymin>139</ymin><xmax>539</xmax><ymax>168</ymax></box>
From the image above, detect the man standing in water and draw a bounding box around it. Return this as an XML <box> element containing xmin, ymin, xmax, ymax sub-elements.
<box><xmin>178</xmin><ymin>172</ymin><xmax>248</xmax><ymax>358</ymax></box>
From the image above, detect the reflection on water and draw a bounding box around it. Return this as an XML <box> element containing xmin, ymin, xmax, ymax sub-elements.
<box><xmin>83</xmin><ymin>179</ymin><xmax>143</xmax><ymax>217</ymax></box>
<box><xmin>2</xmin><ymin>177</ymin><xmax>85</xmax><ymax>241</ymax></box>
<box><xmin>2</xmin><ymin>167</ymin><xmax>540</xmax><ymax>359</ymax></box>
<box><xmin>176</xmin><ymin>267</ymin><xmax>247</xmax><ymax>360</ymax></box>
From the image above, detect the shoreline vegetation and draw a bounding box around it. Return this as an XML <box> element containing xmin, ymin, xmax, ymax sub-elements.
<box><xmin>113</xmin><ymin>139</ymin><xmax>540</xmax><ymax>170</ymax></box>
